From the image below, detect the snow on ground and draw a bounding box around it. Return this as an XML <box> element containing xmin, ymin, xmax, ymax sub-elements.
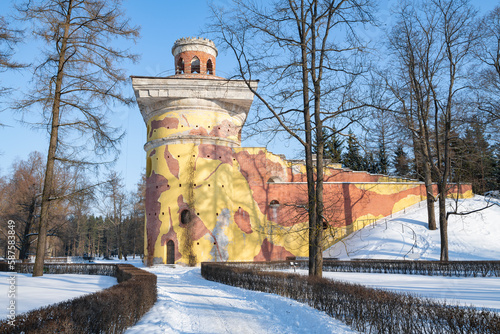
<box><xmin>125</xmin><ymin>266</ymin><xmax>356</xmax><ymax>334</ymax></box>
<box><xmin>324</xmin><ymin>196</ymin><xmax>500</xmax><ymax>261</ymax></box>
<box><xmin>0</xmin><ymin>272</ymin><xmax>117</xmax><ymax>319</ymax></box>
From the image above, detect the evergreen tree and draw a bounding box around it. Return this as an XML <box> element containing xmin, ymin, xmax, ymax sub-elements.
<box><xmin>376</xmin><ymin>141</ymin><xmax>389</xmax><ymax>175</ymax></box>
<box><xmin>342</xmin><ymin>131</ymin><xmax>364</xmax><ymax>171</ymax></box>
<box><xmin>451</xmin><ymin>123</ymin><xmax>496</xmax><ymax>194</ymax></box>
<box><xmin>364</xmin><ymin>151</ymin><xmax>378</xmax><ymax>173</ymax></box>
<box><xmin>492</xmin><ymin>145</ymin><xmax>500</xmax><ymax>191</ymax></box>
<box><xmin>315</xmin><ymin>128</ymin><xmax>344</xmax><ymax>163</ymax></box>
<box><xmin>326</xmin><ymin>131</ymin><xmax>344</xmax><ymax>163</ymax></box>
<box><xmin>393</xmin><ymin>145</ymin><xmax>410</xmax><ymax>177</ymax></box>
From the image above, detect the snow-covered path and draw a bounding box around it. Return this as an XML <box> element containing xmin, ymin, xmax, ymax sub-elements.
<box><xmin>125</xmin><ymin>266</ymin><xmax>356</xmax><ymax>334</ymax></box>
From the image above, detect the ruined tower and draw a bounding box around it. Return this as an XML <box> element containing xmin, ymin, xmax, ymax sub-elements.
<box><xmin>132</xmin><ymin>37</ymin><xmax>473</xmax><ymax>267</ymax></box>
<box><xmin>132</xmin><ymin>37</ymin><xmax>259</xmax><ymax>265</ymax></box>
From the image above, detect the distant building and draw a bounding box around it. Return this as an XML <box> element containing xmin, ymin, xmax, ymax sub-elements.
<box><xmin>132</xmin><ymin>37</ymin><xmax>472</xmax><ymax>266</ymax></box>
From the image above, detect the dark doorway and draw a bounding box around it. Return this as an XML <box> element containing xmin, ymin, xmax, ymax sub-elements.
<box><xmin>167</xmin><ymin>240</ymin><xmax>175</xmax><ymax>264</ymax></box>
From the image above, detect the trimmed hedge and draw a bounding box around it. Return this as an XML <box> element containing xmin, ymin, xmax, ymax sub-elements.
<box><xmin>201</xmin><ymin>262</ymin><xmax>500</xmax><ymax>333</ymax></box>
<box><xmin>0</xmin><ymin>263</ymin><xmax>157</xmax><ymax>333</ymax></box>
<box><xmin>224</xmin><ymin>259</ymin><xmax>500</xmax><ymax>277</ymax></box>
<box><xmin>0</xmin><ymin>262</ymin><xmax>118</xmax><ymax>276</ymax></box>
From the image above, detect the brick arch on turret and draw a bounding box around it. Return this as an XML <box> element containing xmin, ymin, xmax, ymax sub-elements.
<box><xmin>176</xmin><ymin>57</ymin><xmax>184</xmax><ymax>74</ymax></box>
<box><xmin>207</xmin><ymin>59</ymin><xmax>214</xmax><ymax>74</ymax></box>
<box><xmin>191</xmin><ymin>56</ymin><xmax>200</xmax><ymax>73</ymax></box>
<box><xmin>174</xmin><ymin>52</ymin><xmax>216</xmax><ymax>75</ymax></box>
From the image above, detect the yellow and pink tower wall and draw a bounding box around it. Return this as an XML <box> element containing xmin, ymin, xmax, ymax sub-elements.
<box><xmin>132</xmin><ymin>37</ymin><xmax>472</xmax><ymax>266</ymax></box>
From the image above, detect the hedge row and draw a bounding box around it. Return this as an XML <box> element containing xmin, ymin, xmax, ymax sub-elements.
<box><xmin>0</xmin><ymin>262</ymin><xmax>118</xmax><ymax>276</ymax></box>
<box><xmin>224</xmin><ymin>259</ymin><xmax>500</xmax><ymax>277</ymax></box>
<box><xmin>0</xmin><ymin>263</ymin><xmax>157</xmax><ymax>333</ymax></box>
<box><xmin>201</xmin><ymin>262</ymin><xmax>500</xmax><ymax>333</ymax></box>
<box><xmin>322</xmin><ymin>259</ymin><xmax>500</xmax><ymax>277</ymax></box>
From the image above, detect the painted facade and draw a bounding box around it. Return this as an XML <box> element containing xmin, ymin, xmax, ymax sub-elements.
<box><xmin>132</xmin><ymin>37</ymin><xmax>472</xmax><ymax>266</ymax></box>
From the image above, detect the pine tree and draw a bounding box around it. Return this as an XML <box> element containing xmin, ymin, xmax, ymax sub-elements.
<box><xmin>317</xmin><ymin>128</ymin><xmax>344</xmax><ymax>163</ymax></box>
<box><xmin>364</xmin><ymin>151</ymin><xmax>378</xmax><ymax>173</ymax></box>
<box><xmin>342</xmin><ymin>131</ymin><xmax>364</xmax><ymax>171</ymax></box>
<box><xmin>393</xmin><ymin>145</ymin><xmax>410</xmax><ymax>177</ymax></box>
<box><xmin>376</xmin><ymin>141</ymin><xmax>389</xmax><ymax>175</ymax></box>
<box><xmin>452</xmin><ymin>123</ymin><xmax>497</xmax><ymax>194</ymax></box>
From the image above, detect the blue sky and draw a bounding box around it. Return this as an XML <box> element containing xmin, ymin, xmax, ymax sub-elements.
<box><xmin>1</xmin><ymin>0</ymin><xmax>498</xmax><ymax>193</ymax></box>
<box><xmin>0</xmin><ymin>0</ymin><xmax>238</xmax><ymax>193</ymax></box>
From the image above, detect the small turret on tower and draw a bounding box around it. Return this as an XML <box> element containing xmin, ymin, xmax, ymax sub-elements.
<box><xmin>172</xmin><ymin>37</ymin><xmax>218</xmax><ymax>77</ymax></box>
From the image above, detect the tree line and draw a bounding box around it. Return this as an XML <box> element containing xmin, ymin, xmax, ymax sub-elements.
<box><xmin>0</xmin><ymin>151</ymin><xmax>145</xmax><ymax>261</ymax></box>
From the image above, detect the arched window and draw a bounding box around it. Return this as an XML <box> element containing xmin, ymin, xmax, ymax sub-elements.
<box><xmin>191</xmin><ymin>56</ymin><xmax>200</xmax><ymax>73</ymax></box>
<box><xmin>207</xmin><ymin>59</ymin><xmax>213</xmax><ymax>74</ymax></box>
<box><xmin>180</xmin><ymin>209</ymin><xmax>191</xmax><ymax>225</ymax></box>
<box><xmin>269</xmin><ymin>200</ymin><xmax>280</xmax><ymax>207</ymax></box>
<box><xmin>176</xmin><ymin>58</ymin><xmax>184</xmax><ymax>74</ymax></box>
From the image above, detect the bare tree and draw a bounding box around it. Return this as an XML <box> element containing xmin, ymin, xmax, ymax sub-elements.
<box><xmin>209</xmin><ymin>0</ymin><xmax>374</xmax><ymax>276</ymax></box>
<box><xmin>381</xmin><ymin>1</ymin><xmax>440</xmax><ymax>230</ymax></box>
<box><xmin>474</xmin><ymin>6</ymin><xmax>500</xmax><ymax>138</ymax></box>
<box><xmin>0</xmin><ymin>152</ymin><xmax>44</xmax><ymax>260</ymax></box>
<box><xmin>126</xmin><ymin>173</ymin><xmax>145</xmax><ymax>259</ymax></box>
<box><xmin>99</xmin><ymin>171</ymin><xmax>127</xmax><ymax>260</ymax></box>
<box><xmin>0</xmin><ymin>151</ymin><xmax>79</xmax><ymax>259</ymax></box>
<box><xmin>0</xmin><ymin>15</ymin><xmax>24</xmax><ymax>96</ymax></box>
<box><xmin>15</xmin><ymin>0</ymin><xmax>139</xmax><ymax>276</ymax></box>
<box><xmin>382</xmin><ymin>0</ymin><xmax>478</xmax><ymax>260</ymax></box>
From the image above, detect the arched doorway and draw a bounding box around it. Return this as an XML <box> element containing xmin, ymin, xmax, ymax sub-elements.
<box><xmin>167</xmin><ymin>240</ymin><xmax>175</xmax><ymax>264</ymax></box>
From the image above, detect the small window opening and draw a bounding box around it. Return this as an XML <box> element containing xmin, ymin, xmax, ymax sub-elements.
<box><xmin>269</xmin><ymin>200</ymin><xmax>280</xmax><ymax>207</ymax></box>
<box><xmin>181</xmin><ymin>210</ymin><xmax>191</xmax><ymax>225</ymax></box>
<box><xmin>207</xmin><ymin>59</ymin><xmax>214</xmax><ymax>74</ymax></box>
<box><xmin>176</xmin><ymin>58</ymin><xmax>184</xmax><ymax>74</ymax></box>
<box><xmin>191</xmin><ymin>56</ymin><xmax>200</xmax><ymax>73</ymax></box>
<box><xmin>323</xmin><ymin>220</ymin><xmax>329</xmax><ymax>230</ymax></box>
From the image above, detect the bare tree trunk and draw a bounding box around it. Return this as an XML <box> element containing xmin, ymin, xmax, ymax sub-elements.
<box><xmin>32</xmin><ymin>4</ymin><xmax>72</xmax><ymax>276</ymax></box>
<box><xmin>19</xmin><ymin>198</ymin><xmax>36</xmax><ymax>260</ymax></box>
<box><xmin>310</xmin><ymin>1</ymin><xmax>324</xmax><ymax>277</ymax></box>
<box><xmin>423</xmin><ymin>162</ymin><xmax>437</xmax><ymax>230</ymax></box>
